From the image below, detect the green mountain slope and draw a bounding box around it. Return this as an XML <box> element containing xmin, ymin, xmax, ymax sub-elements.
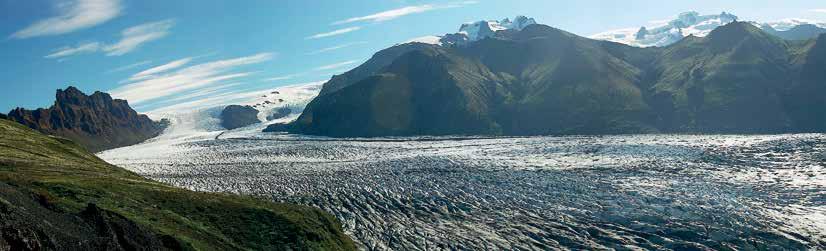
<box><xmin>274</xmin><ymin>22</ymin><xmax>826</xmax><ymax>137</ymax></box>
<box><xmin>648</xmin><ymin>22</ymin><xmax>795</xmax><ymax>132</ymax></box>
<box><xmin>0</xmin><ymin>119</ymin><xmax>355</xmax><ymax>250</ymax></box>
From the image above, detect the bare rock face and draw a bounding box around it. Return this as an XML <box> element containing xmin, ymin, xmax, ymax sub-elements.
<box><xmin>266</xmin><ymin>107</ymin><xmax>292</xmax><ymax>121</ymax></box>
<box><xmin>6</xmin><ymin>87</ymin><xmax>166</xmax><ymax>152</ymax></box>
<box><xmin>220</xmin><ymin>105</ymin><xmax>260</xmax><ymax>130</ymax></box>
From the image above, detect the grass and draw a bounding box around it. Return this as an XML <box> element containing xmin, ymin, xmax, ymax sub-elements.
<box><xmin>0</xmin><ymin>119</ymin><xmax>356</xmax><ymax>250</ymax></box>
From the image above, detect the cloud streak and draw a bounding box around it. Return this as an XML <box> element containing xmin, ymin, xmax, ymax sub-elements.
<box><xmin>45</xmin><ymin>42</ymin><xmax>102</xmax><ymax>59</ymax></box>
<box><xmin>108</xmin><ymin>60</ymin><xmax>153</xmax><ymax>73</ymax></box>
<box><xmin>307</xmin><ymin>41</ymin><xmax>367</xmax><ymax>55</ymax></box>
<box><xmin>131</xmin><ymin>57</ymin><xmax>192</xmax><ymax>80</ymax></box>
<box><xmin>333</xmin><ymin>1</ymin><xmax>477</xmax><ymax>25</ymax></box>
<box><xmin>11</xmin><ymin>0</ymin><xmax>122</xmax><ymax>39</ymax></box>
<box><xmin>314</xmin><ymin>60</ymin><xmax>359</xmax><ymax>71</ymax></box>
<box><xmin>104</xmin><ymin>20</ymin><xmax>175</xmax><ymax>56</ymax></box>
<box><xmin>263</xmin><ymin>74</ymin><xmax>301</xmax><ymax>82</ymax></box>
<box><xmin>812</xmin><ymin>9</ymin><xmax>826</xmax><ymax>13</ymax></box>
<box><xmin>110</xmin><ymin>53</ymin><xmax>274</xmax><ymax>105</ymax></box>
<box><xmin>44</xmin><ymin>20</ymin><xmax>174</xmax><ymax>59</ymax></box>
<box><xmin>146</xmin><ymin>81</ymin><xmax>325</xmax><ymax>114</ymax></box>
<box><xmin>306</xmin><ymin>27</ymin><xmax>361</xmax><ymax>39</ymax></box>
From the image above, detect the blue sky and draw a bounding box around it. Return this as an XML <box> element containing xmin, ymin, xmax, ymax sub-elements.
<box><xmin>1</xmin><ymin>0</ymin><xmax>825</xmax><ymax>113</ymax></box>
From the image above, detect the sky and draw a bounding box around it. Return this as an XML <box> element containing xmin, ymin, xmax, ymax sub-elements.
<box><xmin>1</xmin><ymin>0</ymin><xmax>825</xmax><ymax>113</ymax></box>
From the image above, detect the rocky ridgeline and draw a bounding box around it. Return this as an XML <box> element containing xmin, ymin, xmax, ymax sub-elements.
<box><xmin>6</xmin><ymin>87</ymin><xmax>166</xmax><ymax>152</ymax></box>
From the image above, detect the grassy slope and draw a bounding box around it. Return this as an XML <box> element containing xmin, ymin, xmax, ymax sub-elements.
<box><xmin>0</xmin><ymin>119</ymin><xmax>355</xmax><ymax>250</ymax></box>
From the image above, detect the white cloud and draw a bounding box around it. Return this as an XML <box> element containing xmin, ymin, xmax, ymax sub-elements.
<box><xmin>103</xmin><ymin>20</ymin><xmax>175</xmax><ymax>56</ymax></box>
<box><xmin>11</xmin><ymin>0</ymin><xmax>122</xmax><ymax>39</ymax></box>
<box><xmin>44</xmin><ymin>42</ymin><xmax>102</xmax><ymax>59</ymax></box>
<box><xmin>307</xmin><ymin>41</ymin><xmax>367</xmax><ymax>55</ymax></box>
<box><xmin>314</xmin><ymin>60</ymin><xmax>359</xmax><ymax>71</ymax></box>
<box><xmin>306</xmin><ymin>27</ymin><xmax>361</xmax><ymax>39</ymax></box>
<box><xmin>44</xmin><ymin>19</ymin><xmax>174</xmax><ymax>60</ymax></box>
<box><xmin>147</xmin><ymin>81</ymin><xmax>325</xmax><ymax>114</ymax></box>
<box><xmin>108</xmin><ymin>60</ymin><xmax>153</xmax><ymax>73</ymax></box>
<box><xmin>109</xmin><ymin>53</ymin><xmax>274</xmax><ymax>105</ymax></box>
<box><xmin>130</xmin><ymin>58</ymin><xmax>192</xmax><ymax>80</ymax></box>
<box><xmin>263</xmin><ymin>74</ymin><xmax>301</xmax><ymax>82</ymax></box>
<box><xmin>333</xmin><ymin>1</ymin><xmax>477</xmax><ymax>25</ymax></box>
<box><xmin>812</xmin><ymin>9</ymin><xmax>826</xmax><ymax>13</ymax></box>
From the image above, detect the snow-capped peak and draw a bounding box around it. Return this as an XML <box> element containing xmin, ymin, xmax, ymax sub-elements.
<box><xmin>458</xmin><ymin>16</ymin><xmax>537</xmax><ymax>42</ymax></box>
<box><xmin>404</xmin><ymin>16</ymin><xmax>537</xmax><ymax>46</ymax></box>
<box><xmin>762</xmin><ymin>18</ymin><xmax>826</xmax><ymax>31</ymax></box>
<box><xmin>591</xmin><ymin>11</ymin><xmax>826</xmax><ymax>48</ymax></box>
<box><xmin>591</xmin><ymin>11</ymin><xmax>739</xmax><ymax>47</ymax></box>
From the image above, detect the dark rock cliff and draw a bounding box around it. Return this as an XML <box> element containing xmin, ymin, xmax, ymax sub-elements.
<box><xmin>6</xmin><ymin>87</ymin><xmax>166</xmax><ymax>152</ymax></box>
<box><xmin>220</xmin><ymin>105</ymin><xmax>260</xmax><ymax>130</ymax></box>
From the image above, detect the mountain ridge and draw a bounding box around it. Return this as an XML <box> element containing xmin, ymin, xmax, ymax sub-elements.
<box><xmin>272</xmin><ymin>21</ymin><xmax>826</xmax><ymax>137</ymax></box>
<box><xmin>592</xmin><ymin>11</ymin><xmax>826</xmax><ymax>47</ymax></box>
<box><xmin>6</xmin><ymin>86</ymin><xmax>166</xmax><ymax>152</ymax></box>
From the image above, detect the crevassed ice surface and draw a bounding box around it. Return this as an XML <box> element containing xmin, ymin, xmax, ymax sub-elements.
<box><xmin>100</xmin><ymin>121</ymin><xmax>826</xmax><ymax>250</ymax></box>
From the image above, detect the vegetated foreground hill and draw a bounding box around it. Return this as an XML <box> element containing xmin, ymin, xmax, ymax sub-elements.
<box><xmin>278</xmin><ymin>22</ymin><xmax>826</xmax><ymax>137</ymax></box>
<box><xmin>0</xmin><ymin>119</ymin><xmax>356</xmax><ymax>250</ymax></box>
<box><xmin>6</xmin><ymin>87</ymin><xmax>166</xmax><ymax>152</ymax></box>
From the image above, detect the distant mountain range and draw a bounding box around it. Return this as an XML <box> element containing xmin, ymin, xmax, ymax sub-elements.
<box><xmin>591</xmin><ymin>11</ymin><xmax>826</xmax><ymax>47</ymax></box>
<box><xmin>272</xmin><ymin>21</ymin><xmax>826</xmax><ymax>137</ymax></box>
<box><xmin>6</xmin><ymin>87</ymin><xmax>166</xmax><ymax>152</ymax></box>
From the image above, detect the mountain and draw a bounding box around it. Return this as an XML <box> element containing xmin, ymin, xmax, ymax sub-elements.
<box><xmin>273</xmin><ymin>21</ymin><xmax>826</xmax><ymax>137</ymax></box>
<box><xmin>6</xmin><ymin>87</ymin><xmax>166</xmax><ymax>152</ymax></box>
<box><xmin>592</xmin><ymin>11</ymin><xmax>739</xmax><ymax>47</ymax></box>
<box><xmin>220</xmin><ymin>105</ymin><xmax>260</xmax><ymax>130</ymax></box>
<box><xmin>0</xmin><ymin>118</ymin><xmax>356</xmax><ymax>250</ymax></box>
<box><xmin>762</xmin><ymin>24</ymin><xmax>826</xmax><ymax>40</ymax></box>
<box><xmin>409</xmin><ymin>16</ymin><xmax>537</xmax><ymax>46</ymax></box>
<box><xmin>592</xmin><ymin>11</ymin><xmax>826</xmax><ymax>47</ymax></box>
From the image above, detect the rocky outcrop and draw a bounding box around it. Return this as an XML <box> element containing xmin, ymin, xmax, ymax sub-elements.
<box><xmin>0</xmin><ymin>113</ymin><xmax>6</xmax><ymax>120</ymax></box>
<box><xmin>266</xmin><ymin>107</ymin><xmax>292</xmax><ymax>121</ymax></box>
<box><xmin>0</xmin><ymin>182</ymin><xmax>181</xmax><ymax>250</ymax></box>
<box><xmin>6</xmin><ymin>87</ymin><xmax>165</xmax><ymax>152</ymax></box>
<box><xmin>220</xmin><ymin>105</ymin><xmax>260</xmax><ymax>130</ymax></box>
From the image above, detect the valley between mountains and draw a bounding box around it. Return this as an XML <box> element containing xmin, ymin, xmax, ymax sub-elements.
<box><xmin>2</xmin><ymin>11</ymin><xmax>825</xmax><ymax>251</ymax></box>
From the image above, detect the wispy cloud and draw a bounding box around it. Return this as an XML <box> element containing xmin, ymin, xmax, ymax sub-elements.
<box><xmin>130</xmin><ymin>57</ymin><xmax>192</xmax><ymax>81</ymax></box>
<box><xmin>44</xmin><ymin>20</ymin><xmax>174</xmax><ymax>59</ymax></box>
<box><xmin>146</xmin><ymin>81</ymin><xmax>325</xmax><ymax>114</ymax></box>
<box><xmin>110</xmin><ymin>53</ymin><xmax>274</xmax><ymax>105</ymax></box>
<box><xmin>812</xmin><ymin>9</ymin><xmax>826</xmax><ymax>13</ymax></box>
<box><xmin>306</xmin><ymin>27</ymin><xmax>361</xmax><ymax>39</ymax></box>
<box><xmin>11</xmin><ymin>0</ymin><xmax>122</xmax><ymax>39</ymax></box>
<box><xmin>44</xmin><ymin>42</ymin><xmax>102</xmax><ymax>59</ymax></box>
<box><xmin>263</xmin><ymin>74</ymin><xmax>301</xmax><ymax>82</ymax></box>
<box><xmin>103</xmin><ymin>20</ymin><xmax>175</xmax><ymax>56</ymax></box>
<box><xmin>307</xmin><ymin>41</ymin><xmax>367</xmax><ymax>55</ymax></box>
<box><xmin>108</xmin><ymin>60</ymin><xmax>153</xmax><ymax>73</ymax></box>
<box><xmin>333</xmin><ymin>1</ymin><xmax>477</xmax><ymax>25</ymax></box>
<box><xmin>314</xmin><ymin>60</ymin><xmax>359</xmax><ymax>71</ymax></box>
